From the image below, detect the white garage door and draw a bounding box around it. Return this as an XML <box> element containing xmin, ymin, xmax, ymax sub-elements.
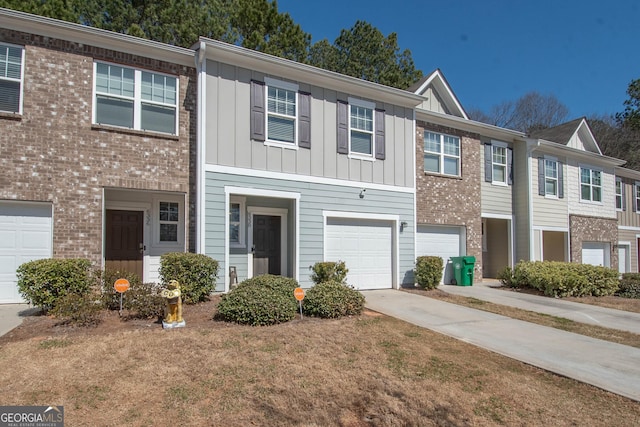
<box><xmin>325</xmin><ymin>218</ymin><xmax>393</xmax><ymax>290</ymax></box>
<box><xmin>416</xmin><ymin>225</ymin><xmax>464</xmax><ymax>285</ymax></box>
<box><xmin>0</xmin><ymin>202</ymin><xmax>52</xmax><ymax>303</ymax></box>
<box><xmin>582</xmin><ymin>242</ymin><xmax>610</xmax><ymax>267</ymax></box>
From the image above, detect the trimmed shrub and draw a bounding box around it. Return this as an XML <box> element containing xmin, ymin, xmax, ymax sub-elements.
<box><xmin>414</xmin><ymin>256</ymin><xmax>443</xmax><ymax>290</ymax></box>
<box><xmin>303</xmin><ymin>280</ymin><xmax>365</xmax><ymax>318</ymax></box>
<box><xmin>99</xmin><ymin>269</ymin><xmax>142</xmax><ymax>311</ymax></box>
<box><xmin>509</xmin><ymin>261</ymin><xmax>619</xmax><ymax>298</ymax></box>
<box><xmin>217</xmin><ymin>275</ymin><xmax>299</xmax><ymax>326</ymax></box>
<box><xmin>51</xmin><ymin>291</ymin><xmax>103</xmax><ymax>326</ymax></box>
<box><xmin>16</xmin><ymin>258</ymin><xmax>93</xmax><ymax>311</ymax></box>
<box><xmin>309</xmin><ymin>261</ymin><xmax>348</xmax><ymax>285</ymax></box>
<box><xmin>159</xmin><ymin>252</ymin><xmax>219</xmax><ymax>304</ymax></box>
<box><xmin>618</xmin><ymin>273</ymin><xmax>640</xmax><ymax>299</ymax></box>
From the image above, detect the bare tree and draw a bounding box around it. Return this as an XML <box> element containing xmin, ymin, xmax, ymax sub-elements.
<box><xmin>469</xmin><ymin>92</ymin><xmax>569</xmax><ymax>133</ymax></box>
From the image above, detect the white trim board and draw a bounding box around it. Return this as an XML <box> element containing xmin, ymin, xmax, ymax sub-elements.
<box><xmin>207</xmin><ymin>164</ymin><xmax>415</xmax><ymax>194</ymax></box>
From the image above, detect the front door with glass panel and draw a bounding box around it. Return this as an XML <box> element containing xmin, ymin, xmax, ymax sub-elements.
<box><xmin>252</xmin><ymin>215</ymin><xmax>281</xmax><ymax>276</ymax></box>
<box><xmin>105</xmin><ymin>210</ymin><xmax>143</xmax><ymax>279</ymax></box>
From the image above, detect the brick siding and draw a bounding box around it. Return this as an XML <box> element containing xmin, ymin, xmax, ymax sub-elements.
<box><xmin>416</xmin><ymin>121</ymin><xmax>483</xmax><ymax>281</ymax></box>
<box><xmin>569</xmin><ymin>214</ymin><xmax>618</xmax><ymax>269</ymax></box>
<box><xmin>0</xmin><ymin>29</ymin><xmax>197</xmax><ymax>265</ymax></box>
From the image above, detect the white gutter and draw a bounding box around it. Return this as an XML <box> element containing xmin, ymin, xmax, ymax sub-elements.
<box><xmin>415</xmin><ymin>108</ymin><xmax>525</xmax><ymax>142</ymax></box>
<box><xmin>530</xmin><ymin>139</ymin><xmax>626</xmax><ymax>167</ymax></box>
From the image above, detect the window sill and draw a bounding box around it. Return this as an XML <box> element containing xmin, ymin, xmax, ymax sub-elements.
<box><xmin>579</xmin><ymin>199</ymin><xmax>603</xmax><ymax>206</ymax></box>
<box><xmin>0</xmin><ymin>111</ymin><xmax>22</xmax><ymax>121</ymax></box>
<box><xmin>423</xmin><ymin>171</ymin><xmax>462</xmax><ymax>180</ymax></box>
<box><xmin>348</xmin><ymin>154</ymin><xmax>375</xmax><ymax>162</ymax></box>
<box><xmin>544</xmin><ymin>194</ymin><xmax>559</xmax><ymax>200</ymax></box>
<box><xmin>491</xmin><ymin>181</ymin><xmax>508</xmax><ymax>187</ymax></box>
<box><xmin>265</xmin><ymin>140</ymin><xmax>299</xmax><ymax>150</ymax></box>
<box><xmin>92</xmin><ymin>124</ymin><xmax>179</xmax><ymax>140</ymax></box>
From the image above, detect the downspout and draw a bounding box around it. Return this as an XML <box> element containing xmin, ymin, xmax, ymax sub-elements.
<box><xmin>526</xmin><ymin>140</ymin><xmax>539</xmax><ymax>261</ymax></box>
<box><xmin>411</xmin><ymin>109</ymin><xmax>417</xmax><ymax>289</ymax></box>
<box><xmin>195</xmin><ymin>42</ymin><xmax>206</xmax><ymax>254</ymax></box>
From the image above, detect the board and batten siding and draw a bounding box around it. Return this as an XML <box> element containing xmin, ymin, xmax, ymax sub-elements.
<box><xmin>618</xmin><ymin>179</ymin><xmax>640</xmax><ymax>227</ymax></box>
<box><xmin>512</xmin><ymin>142</ymin><xmax>531</xmax><ymax>262</ymax></box>
<box><xmin>480</xmin><ymin>141</ymin><xmax>513</xmax><ymax>215</ymax></box>
<box><xmin>531</xmin><ymin>156</ymin><xmax>568</xmax><ymax>228</ymax></box>
<box><xmin>416</xmin><ymin>86</ymin><xmax>448</xmax><ymax>114</ymax></box>
<box><xmin>204</xmin><ymin>171</ymin><xmax>415</xmax><ymax>290</ymax></box>
<box><xmin>204</xmin><ymin>59</ymin><xmax>414</xmax><ymax>188</ymax></box>
<box><xmin>566</xmin><ymin>160</ymin><xmax>616</xmax><ymax>219</ymax></box>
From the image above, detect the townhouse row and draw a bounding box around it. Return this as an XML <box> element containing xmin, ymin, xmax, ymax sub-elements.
<box><xmin>1</xmin><ymin>8</ymin><xmax>636</xmax><ymax>303</ymax></box>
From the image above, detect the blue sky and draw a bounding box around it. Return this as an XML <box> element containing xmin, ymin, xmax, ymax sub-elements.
<box><xmin>277</xmin><ymin>0</ymin><xmax>640</xmax><ymax>120</ymax></box>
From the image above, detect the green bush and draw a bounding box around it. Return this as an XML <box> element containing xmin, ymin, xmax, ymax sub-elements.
<box><xmin>123</xmin><ymin>282</ymin><xmax>165</xmax><ymax>319</ymax></box>
<box><xmin>414</xmin><ymin>256</ymin><xmax>443</xmax><ymax>290</ymax></box>
<box><xmin>309</xmin><ymin>261</ymin><xmax>348</xmax><ymax>285</ymax></box>
<box><xmin>497</xmin><ymin>266</ymin><xmax>515</xmax><ymax>287</ymax></box>
<box><xmin>618</xmin><ymin>273</ymin><xmax>640</xmax><ymax>299</ymax></box>
<box><xmin>16</xmin><ymin>258</ymin><xmax>93</xmax><ymax>311</ymax></box>
<box><xmin>303</xmin><ymin>280</ymin><xmax>365</xmax><ymax>318</ymax></box>
<box><xmin>159</xmin><ymin>252</ymin><xmax>219</xmax><ymax>304</ymax></box>
<box><xmin>216</xmin><ymin>275</ymin><xmax>299</xmax><ymax>326</ymax></box>
<box><xmin>51</xmin><ymin>291</ymin><xmax>103</xmax><ymax>326</ymax></box>
<box><xmin>509</xmin><ymin>261</ymin><xmax>619</xmax><ymax>298</ymax></box>
<box><xmin>99</xmin><ymin>269</ymin><xmax>142</xmax><ymax>311</ymax></box>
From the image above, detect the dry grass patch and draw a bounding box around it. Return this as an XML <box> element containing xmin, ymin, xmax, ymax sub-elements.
<box><xmin>405</xmin><ymin>288</ymin><xmax>640</xmax><ymax>349</ymax></box>
<box><xmin>0</xmin><ymin>299</ymin><xmax>639</xmax><ymax>426</ymax></box>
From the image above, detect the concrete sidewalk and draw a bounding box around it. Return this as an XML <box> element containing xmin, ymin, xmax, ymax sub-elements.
<box><xmin>362</xmin><ymin>289</ymin><xmax>640</xmax><ymax>402</ymax></box>
<box><xmin>0</xmin><ymin>304</ymin><xmax>32</xmax><ymax>337</ymax></box>
<box><xmin>441</xmin><ymin>280</ymin><xmax>640</xmax><ymax>334</ymax></box>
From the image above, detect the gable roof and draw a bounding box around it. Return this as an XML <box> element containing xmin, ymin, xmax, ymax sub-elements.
<box><xmin>529</xmin><ymin>117</ymin><xmax>602</xmax><ymax>155</ymax></box>
<box><xmin>408</xmin><ymin>69</ymin><xmax>468</xmax><ymax>119</ymax></box>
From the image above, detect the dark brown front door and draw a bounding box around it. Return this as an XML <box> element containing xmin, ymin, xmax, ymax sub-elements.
<box><xmin>105</xmin><ymin>210</ymin><xmax>143</xmax><ymax>279</ymax></box>
<box><xmin>253</xmin><ymin>215</ymin><xmax>281</xmax><ymax>276</ymax></box>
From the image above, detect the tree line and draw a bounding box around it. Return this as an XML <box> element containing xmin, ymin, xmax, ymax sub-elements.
<box><xmin>2</xmin><ymin>0</ymin><xmax>639</xmax><ymax>169</ymax></box>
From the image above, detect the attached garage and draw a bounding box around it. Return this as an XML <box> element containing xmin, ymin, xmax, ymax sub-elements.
<box><xmin>416</xmin><ymin>225</ymin><xmax>464</xmax><ymax>285</ymax></box>
<box><xmin>325</xmin><ymin>217</ymin><xmax>394</xmax><ymax>290</ymax></box>
<box><xmin>0</xmin><ymin>202</ymin><xmax>53</xmax><ymax>303</ymax></box>
<box><xmin>582</xmin><ymin>242</ymin><xmax>610</xmax><ymax>267</ymax></box>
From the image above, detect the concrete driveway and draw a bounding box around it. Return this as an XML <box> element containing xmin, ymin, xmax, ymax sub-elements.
<box><xmin>362</xmin><ymin>288</ymin><xmax>640</xmax><ymax>402</ymax></box>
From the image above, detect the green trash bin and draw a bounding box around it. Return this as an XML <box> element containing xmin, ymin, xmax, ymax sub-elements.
<box><xmin>450</xmin><ymin>256</ymin><xmax>475</xmax><ymax>286</ymax></box>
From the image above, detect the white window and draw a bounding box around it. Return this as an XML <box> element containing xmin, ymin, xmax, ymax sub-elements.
<box><xmin>544</xmin><ymin>159</ymin><xmax>558</xmax><ymax>197</ymax></box>
<box><xmin>229</xmin><ymin>196</ymin><xmax>246</xmax><ymax>247</ymax></box>
<box><xmin>580</xmin><ymin>166</ymin><xmax>602</xmax><ymax>202</ymax></box>
<box><xmin>349</xmin><ymin>98</ymin><xmax>375</xmax><ymax>157</ymax></box>
<box><xmin>615</xmin><ymin>178</ymin><xmax>623</xmax><ymax>210</ymax></box>
<box><xmin>492</xmin><ymin>145</ymin><xmax>508</xmax><ymax>185</ymax></box>
<box><xmin>266</xmin><ymin>78</ymin><xmax>297</xmax><ymax>144</ymax></box>
<box><xmin>159</xmin><ymin>201</ymin><xmax>179</xmax><ymax>242</ymax></box>
<box><xmin>0</xmin><ymin>43</ymin><xmax>24</xmax><ymax>114</ymax></box>
<box><xmin>424</xmin><ymin>131</ymin><xmax>460</xmax><ymax>176</ymax></box>
<box><xmin>94</xmin><ymin>62</ymin><xmax>178</xmax><ymax>135</ymax></box>
<box><xmin>635</xmin><ymin>182</ymin><xmax>640</xmax><ymax>212</ymax></box>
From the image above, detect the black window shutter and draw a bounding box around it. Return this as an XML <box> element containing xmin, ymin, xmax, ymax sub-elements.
<box><xmin>298</xmin><ymin>91</ymin><xmax>311</xmax><ymax>149</ymax></box>
<box><xmin>558</xmin><ymin>162</ymin><xmax>564</xmax><ymax>199</ymax></box>
<box><xmin>484</xmin><ymin>143</ymin><xmax>492</xmax><ymax>182</ymax></box>
<box><xmin>507</xmin><ymin>147</ymin><xmax>513</xmax><ymax>185</ymax></box>
<box><xmin>250</xmin><ymin>80</ymin><xmax>265</xmax><ymax>141</ymax></box>
<box><xmin>633</xmin><ymin>184</ymin><xmax>637</xmax><ymax>212</ymax></box>
<box><xmin>337</xmin><ymin>100</ymin><xmax>348</xmax><ymax>154</ymax></box>
<box><xmin>621</xmin><ymin>179</ymin><xmax>627</xmax><ymax>211</ymax></box>
<box><xmin>538</xmin><ymin>158</ymin><xmax>546</xmax><ymax>196</ymax></box>
<box><xmin>375</xmin><ymin>109</ymin><xmax>385</xmax><ymax>160</ymax></box>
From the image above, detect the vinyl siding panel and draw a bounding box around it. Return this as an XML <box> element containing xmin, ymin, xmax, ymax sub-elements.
<box><xmin>204</xmin><ymin>171</ymin><xmax>415</xmax><ymax>290</ymax></box>
<box><xmin>512</xmin><ymin>142</ymin><xmax>530</xmax><ymax>262</ymax></box>
<box><xmin>204</xmin><ymin>61</ymin><xmax>414</xmax><ymax>188</ymax></box>
<box><xmin>566</xmin><ymin>159</ymin><xmax>616</xmax><ymax>219</ymax></box>
<box><xmin>618</xmin><ymin>228</ymin><xmax>640</xmax><ymax>272</ymax></box>
<box><xmin>618</xmin><ymin>180</ymin><xmax>640</xmax><ymax>227</ymax></box>
<box><xmin>531</xmin><ymin>157</ymin><xmax>568</xmax><ymax>228</ymax></box>
<box><xmin>480</xmin><ymin>141</ymin><xmax>512</xmax><ymax>215</ymax></box>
